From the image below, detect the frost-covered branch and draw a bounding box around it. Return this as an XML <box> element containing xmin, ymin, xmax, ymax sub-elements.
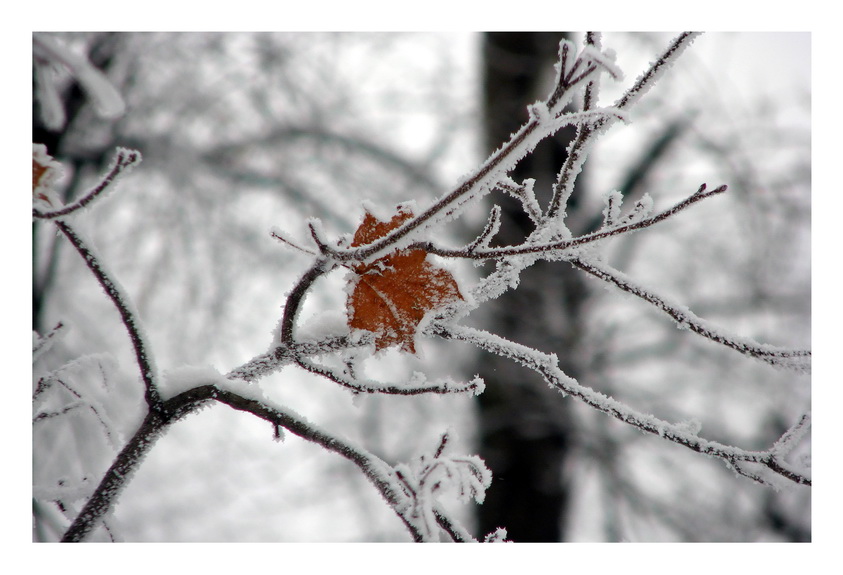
<box><xmin>296</xmin><ymin>356</ymin><xmax>484</xmax><ymax>396</ymax></box>
<box><xmin>571</xmin><ymin>256</ymin><xmax>811</xmax><ymax>372</ymax></box>
<box><xmin>432</xmin><ymin>323</ymin><xmax>810</xmax><ymax>486</ymax></box>
<box><xmin>61</xmin><ymin>379</ymin><xmax>488</xmax><ymax>542</ymax></box>
<box><xmin>32</xmin><ymin>148</ymin><xmax>141</xmax><ymax>220</ymax></box>
<box><xmin>415</xmin><ymin>183</ymin><xmax>728</xmax><ymax>261</ymax></box>
<box><xmin>52</xmin><ymin>220</ymin><xmax>163</xmax><ymax>409</ymax></box>
<box><xmin>311</xmin><ymin>40</ymin><xmax>623</xmax><ymax>266</ymax></box>
<box><xmin>32</xmin><ymin>322</ymin><xmax>64</xmax><ymax>364</ymax></box>
<box><xmin>546</xmin><ymin>32</ymin><xmax>700</xmax><ymax>222</ymax></box>
<box><xmin>225</xmin><ymin>336</ymin><xmax>368</xmax><ymax>382</ymax></box>
<box><xmin>392</xmin><ymin>431</ymin><xmax>493</xmax><ymax>541</ymax></box>
<box><xmin>33</xmin><ymin>146</ymin><xmax>159</xmax><ymax>409</ymax></box>
<box><xmin>61</xmin><ymin>406</ymin><xmax>170</xmax><ymax>542</ymax></box>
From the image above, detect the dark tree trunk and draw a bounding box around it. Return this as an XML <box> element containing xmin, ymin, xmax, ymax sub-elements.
<box><xmin>475</xmin><ymin>32</ymin><xmax>591</xmax><ymax>542</ymax></box>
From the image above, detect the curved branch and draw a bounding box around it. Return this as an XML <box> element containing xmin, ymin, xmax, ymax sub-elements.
<box><xmin>296</xmin><ymin>356</ymin><xmax>484</xmax><ymax>396</ymax></box>
<box><xmin>279</xmin><ymin>257</ymin><xmax>332</xmax><ymax>347</ymax></box>
<box><xmin>54</xmin><ymin>220</ymin><xmax>163</xmax><ymax>409</ymax></box>
<box><xmin>33</xmin><ymin>148</ymin><xmax>141</xmax><ymax>220</ymax></box>
<box><xmin>206</xmin><ymin>386</ymin><xmax>408</xmax><ymax>511</ymax></box>
<box><xmin>61</xmin><ymin>383</ymin><xmax>424</xmax><ymax>542</ymax></box>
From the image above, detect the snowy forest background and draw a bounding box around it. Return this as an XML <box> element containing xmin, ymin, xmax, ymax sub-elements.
<box><xmin>32</xmin><ymin>32</ymin><xmax>810</xmax><ymax>542</ymax></box>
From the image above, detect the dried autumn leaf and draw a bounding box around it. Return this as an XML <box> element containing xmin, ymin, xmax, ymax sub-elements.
<box><xmin>347</xmin><ymin>205</ymin><xmax>464</xmax><ymax>354</ymax></box>
<box><xmin>33</xmin><ymin>143</ymin><xmax>63</xmax><ymax>207</ymax></box>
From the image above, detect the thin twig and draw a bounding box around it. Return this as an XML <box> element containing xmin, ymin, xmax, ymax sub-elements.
<box><xmin>615</xmin><ymin>32</ymin><xmax>702</xmax><ymax>112</ymax></box>
<box><xmin>33</xmin><ymin>148</ymin><xmax>141</xmax><ymax>220</ymax></box>
<box><xmin>582</xmin><ymin>32</ymin><xmax>603</xmax><ymax>111</ymax></box>
<box><xmin>296</xmin><ymin>356</ymin><xmax>483</xmax><ymax>396</ymax></box>
<box><xmin>464</xmin><ymin>205</ymin><xmax>501</xmax><ymax>253</ymax></box>
<box><xmin>280</xmin><ymin>257</ymin><xmax>331</xmax><ymax>347</ymax></box>
<box><xmin>270</xmin><ymin>228</ymin><xmax>318</xmax><ymax>256</ymax></box>
<box><xmin>32</xmin><ymin>321</ymin><xmax>64</xmax><ymax>363</ymax></box>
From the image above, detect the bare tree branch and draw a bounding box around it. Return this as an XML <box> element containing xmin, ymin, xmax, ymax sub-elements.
<box><xmin>52</xmin><ymin>220</ymin><xmax>163</xmax><ymax>410</ymax></box>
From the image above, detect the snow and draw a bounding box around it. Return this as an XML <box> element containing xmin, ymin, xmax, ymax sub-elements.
<box><xmin>360</xmin><ymin>198</ymin><xmax>418</xmax><ymax>224</ymax></box>
<box><xmin>527</xmin><ymin>101</ymin><xmax>550</xmax><ymax>124</ymax></box>
<box><xmin>160</xmin><ymin>365</ymin><xmax>229</xmax><ymax>400</ymax></box>
<box><xmin>580</xmin><ymin>44</ymin><xmax>624</xmax><ymax>83</ymax></box>
<box><xmin>297</xmin><ymin>310</ymin><xmax>349</xmax><ymax>342</ymax></box>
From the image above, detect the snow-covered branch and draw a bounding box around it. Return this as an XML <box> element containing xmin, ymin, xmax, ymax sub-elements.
<box><xmin>432</xmin><ymin>323</ymin><xmax>810</xmax><ymax>487</ymax></box>
<box><xmin>60</xmin><ymin>378</ymin><xmax>489</xmax><ymax>542</ymax></box>
<box><xmin>415</xmin><ymin>183</ymin><xmax>729</xmax><ymax>261</ymax></box>
<box><xmin>571</xmin><ymin>256</ymin><xmax>811</xmax><ymax>372</ymax></box>
<box><xmin>296</xmin><ymin>356</ymin><xmax>485</xmax><ymax>396</ymax></box>
<box><xmin>51</xmin><ymin>220</ymin><xmax>163</xmax><ymax>409</ymax></box>
<box><xmin>545</xmin><ymin>32</ymin><xmax>701</xmax><ymax>222</ymax></box>
<box><xmin>310</xmin><ymin>40</ymin><xmax>623</xmax><ymax>267</ymax></box>
<box><xmin>32</xmin><ymin>148</ymin><xmax>141</xmax><ymax>220</ymax></box>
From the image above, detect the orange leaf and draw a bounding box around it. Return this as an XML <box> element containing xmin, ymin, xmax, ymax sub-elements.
<box><xmin>347</xmin><ymin>205</ymin><xmax>464</xmax><ymax>354</ymax></box>
<box><xmin>33</xmin><ymin>144</ymin><xmax>63</xmax><ymax>206</ymax></box>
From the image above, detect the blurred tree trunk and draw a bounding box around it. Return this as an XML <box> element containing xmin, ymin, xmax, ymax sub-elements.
<box><xmin>476</xmin><ymin>32</ymin><xmax>590</xmax><ymax>542</ymax></box>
